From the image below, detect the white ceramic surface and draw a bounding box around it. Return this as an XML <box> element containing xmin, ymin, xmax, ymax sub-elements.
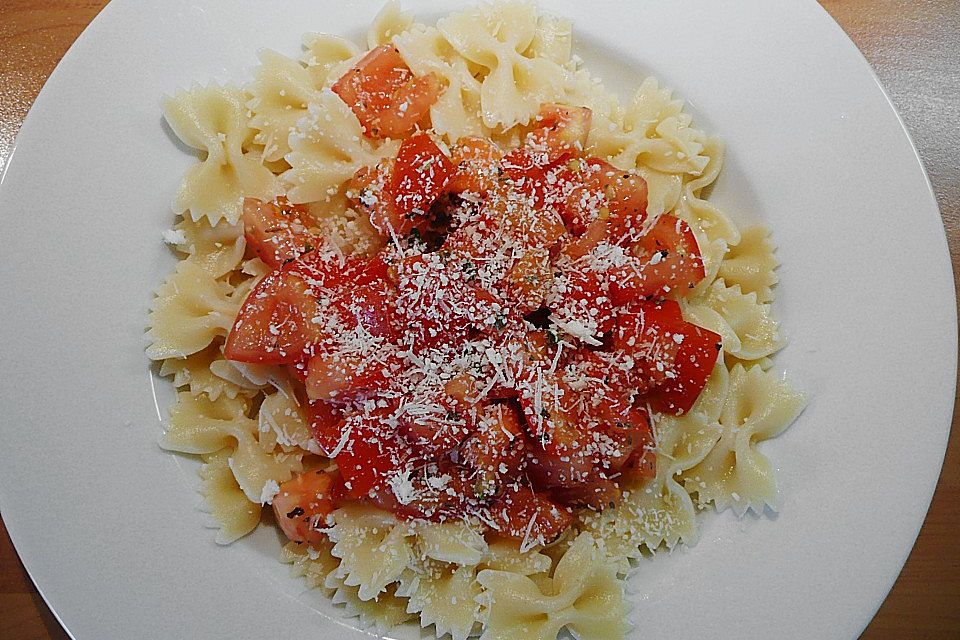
<box><xmin>0</xmin><ymin>1</ymin><xmax>954</xmax><ymax>639</ymax></box>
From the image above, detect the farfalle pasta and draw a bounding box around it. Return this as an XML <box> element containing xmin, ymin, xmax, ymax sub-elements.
<box><xmin>150</xmin><ymin>3</ymin><xmax>804</xmax><ymax>638</ymax></box>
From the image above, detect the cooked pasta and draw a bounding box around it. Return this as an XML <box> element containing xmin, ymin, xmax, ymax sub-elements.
<box><xmin>151</xmin><ymin>3</ymin><xmax>804</xmax><ymax>638</ymax></box>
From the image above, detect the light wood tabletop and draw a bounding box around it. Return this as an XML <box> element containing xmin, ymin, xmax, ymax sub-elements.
<box><xmin>0</xmin><ymin>1</ymin><xmax>957</xmax><ymax>638</ymax></box>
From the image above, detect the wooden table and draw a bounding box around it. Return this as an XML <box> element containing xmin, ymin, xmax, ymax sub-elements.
<box><xmin>1</xmin><ymin>1</ymin><xmax>957</xmax><ymax>638</ymax></box>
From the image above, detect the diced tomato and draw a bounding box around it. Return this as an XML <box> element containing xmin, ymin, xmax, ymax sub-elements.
<box><xmin>334</xmin><ymin>278</ymin><xmax>401</xmax><ymax>340</ymax></box>
<box><xmin>611</xmin><ymin>300</ymin><xmax>683</xmax><ymax>390</ymax></box>
<box><xmin>527</xmin><ymin>104</ymin><xmax>592</xmax><ymax>160</ymax></box>
<box><xmin>334</xmin><ymin>414</ymin><xmax>409</xmax><ymax>499</ymax></box>
<box><xmin>516</xmin><ymin>372</ymin><xmax>584</xmax><ymax>457</ymax></box>
<box><xmin>306</xmin><ymin>400</ymin><xmax>347</xmax><ymax>454</ymax></box>
<box><xmin>242</xmin><ymin>197</ymin><xmax>320</xmax><ymax>269</ymax></box>
<box><xmin>649</xmin><ymin>322</ymin><xmax>722</xmax><ymax>415</ymax></box>
<box><xmin>483</xmin><ymin>181</ymin><xmax>568</xmax><ymax>250</ymax></box>
<box><xmin>332</xmin><ymin>45</ymin><xmax>441</xmax><ymax>139</ymax></box>
<box><xmin>608</xmin><ymin>215</ymin><xmax>705</xmax><ymax>303</ymax></box>
<box><xmin>391</xmin><ymin>462</ymin><xmax>478</xmax><ymax>522</ymax></box>
<box><xmin>224</xmin><ymin>267</ymin><xmax>326</xmax><ymax>364</ymax></box>
<box><xmin>606</xmin><ymin>172</ymin><xmax>649</xmax><ymax>243</ymax></box>
<box><xmin>397</xmin><ymin>383</ymin><xmax>477</xmax><ymax>457</ymax></box>
<box><xmin>349</xmin><ymin>161</ymin><xmax>395</xmax><ymax>235</ymax></box>
<box><xmin>619</xmin><ymin>442</ymin><xmax>657</xmax><ymax>486</ymax></box>
<box><xmin>272</xmin><ymin>470</ymin><xmax>340</xmax><ymax>545</ymax></box>
<box><xmin>500</xmin><ymin>149</ymin><xmax>554</xmax><ymax>209</ymax></box>
<box><xmin>390</xmin><ymin>132</ymin><xmax>454</xmax><ymax>228</ymax></box>
<box><xmin>302</xmin><ymin>278</ymin><xmax>403</xmax><ymax>400</ymax></box>
<box><xmin>592</xmin><ymin>399</ymin><xmax>653</xmax><ymax>472</ymax></box>
<box><xmin>504</xmin><ymin>248</ymin><xmax>554</xmax><ymax>314</ymax></box>
<box><xmin>306</xmin><ymin>348</ymin><xmax>402</xmax><ymax>400</ymax></box>
<box><xmin>447</xmin><ymin>136</ymin><xmax>503</xmax><ymax>195</ymax></box>
<box><xmin>561</xmin><ymin>215</ymin><xmax>609</xmax><ymax>260</ymax></box>
<box><xmin>612</xmin><ymin>300</ymin><xmax>720</xmax><ymax>413</ymax></box>
<box><xmin>460</xmin><ymin>403</ymin><xmax>527</xmax><ymax>498</ymax></box>
<box><xmin>548</xmin><ymin>267</ymin><xmax>615</xmax><ymax>339</ymax></box>
<box><xmin>349</xmin><ymin>133</ymin><xmax>454</xmax><ymax>236</ymax></box>
<box><xmin>487</xmin><ymin>485</ymin><xmax>572</xmax><ymax>543</ymax></box>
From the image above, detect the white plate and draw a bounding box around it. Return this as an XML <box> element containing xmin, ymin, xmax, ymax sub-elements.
<box><xmin>0</xmin><ymin>1</ymin><xmax>954</xmax><ymax>638</ymax></box>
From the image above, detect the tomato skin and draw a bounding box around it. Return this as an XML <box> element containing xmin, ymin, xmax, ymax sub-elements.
<box><xmin>611</xmin><ymin>300</ymin><xmax>683</xmax><ymax>390</ymax></box>
<box><xmin>485</xmin><ymin>181</ymin><xmax>568</xmax><ymax>251</ymax></box>
<box><xmin>606</xmin><ymin>172</ymin><xmax>649</xmax><ymax>243</ymax></box>
<box><xmin>332</xmin><ymin>45</ymin><xmax>441</xmax><ymax>139</ymax></box>
<box><xmin>487</xmin><ymin>485</ymin><xmax>573</xmax><ymax>544</ymax></box>
<box><xmin>272</xmin><ymin>470</ymin><xmax>339</xmax><ymax>545</ymax></box>
<box><xmin>242</xmin><ymin>197</ymin><xmax>320</xmax><ymax>269</ymax></box>
<box><xmin>302</xmin><ymin>277</ymin><xmax>403</xmax><ymax>400</ymax></box>
<box><xmin>548</xmin><ymin>267</ymin><xmax>616</xmax><ymax>339</ymax></box>
<box><xmin>394</xmin><ymin>253</ymin><xmax>503</xmax><ymax>347</ymax></box>
<box><xmin>517</xmin><ymin>373</ymin><xmax>584</xmax><ymax>457</ymax></box>
<box><xmin>612</xmin><ymin>299</ymin><xmax>721</xmax><ymax>414</ymax></box>
<box><xmin>349</xmin><ymin>161</ymin><xmax>395</xmax><ymax>235</ymax></box>
<box><xmin>349</xmin><ymin>133</ymin><xmax>454</xmax><ymax>236</ymax></box>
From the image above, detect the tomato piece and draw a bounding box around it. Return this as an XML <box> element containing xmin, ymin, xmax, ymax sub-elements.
<box><xmin>528</xmin><ymin>104</ymin><xmax>592</xmax><ymax>160</ymax></box>
<box><xmin>306</xmin><ymin>400</ymin><xmax>347</xmax><ymax>454</ymax></box>
<box><xmin>242</xmin><ymin>197</ymin><xmax>320</xmax><ymax>269</ymax></box>
<box><xmin>396</xmin><ymin>383</ymin><xmax>477</xmax><ymax>458</ymax></box>
<box><xmin>391</xmin><ymin>132</ymin><xmax>454</xmax><ymax>227</ymax></box>
<box><xmin>547</xmin><ymin>267</ymin><xmax>615</xmax><ymax>342</ymax></box>
<box><xmin>504</xmin><ymin>247</ymin><xmax>554</xmax><ymax>315</ymax></box>
<box><xmin>447</xmin><ymin>136</ymin><xmax>503</xmax><ymax>195</ymax></box>
<box><xmin>306</xmin><ymin>348</ymin><xmax>402</xmax><ymax>401</ymax></box>
<box><xmin>460</xmin><ymin>403</ymin><xmax>527</xmax><ymax>498</ymax></box>
<box><xmin>611</xmin><ymin>299</ymin><xmax>719</xmax><ymax>412</ymax></box>
<box><xmin>649</xmin><ymin>322</ymin><xmax>722</xmax><ymax>415</ymax></box>
<box><xmin>484</xmin><ymin>181</ymin><xmax>568</xmax><ymax>250</ymax></box>
<box><xmin>592</xmin><ymin>397</ymin><xmax>653</xmax><ymax>473</ymax></box>
<box><xmin>500</xmin><ymin>149</ymin><xmax>555</xmax><ymax>209</ymax></box>
<box><xmin>224</xmin><ymin>267</ymin><xmax>325</xmax><ymax>364</ymax></box>
<box><xmin>301</xmin><ymin>276</ymin><xmax>403</xmax><ymax>400</ymax></box>
<box><xmin>559</xmin><ymin>159</ymin><xmax>609</xmax><ymax>236</ymax></box>
<box><xmin>619</xmin><ymin>441</ymin><xmax>657</xmax><ymax>486</ymax></box>
<box><xmin>349</xmin><ymin>133</ymin><xmax>454</xmax><ymax>236</ymax></box>
<box><xmin>349</xmin><ymin>160</ymin><xmax>396</xmax><ymax>236</ymax></box>
<box><xmin>561</xmin><ymin>215</ymin><xmax>609</xmax><ymax>260</ymax></box>
<box><xmin>516</xmin><ymin>372</ymin><xmax>584</xmax><ymax>456</ymax></box>
<box><xmin>332</xmin><ymin>45</ymin><xmax>441</xmax><ymax>139</ymax></box>
<box><xmin>391</xmin><ymin>464</ymin><xmax>480</xmax><ymax>522</ymax></box>
<box><xmin>334</xmin><ymin>414</ymin><xmax>409</xmax><ymax>499</ymax></box>
<box><xmin>487</xmin><ymin>485</ymin><xmax>572</xmax><ymax>544</ymax></box>
<box><xmin>272</xmin><ymin>470</ymin><xmax>339</xmax><ymax>545</ymax></box>
<box><xmin>379</xmin><ymin>72</ymin><xmax>442</xmax><ymax>138</ymax></box>
<box><xmin>606</xmin><ymin>172</ymin><xmax>649</xmax><ymax>243</ymax></box>
<box><xmin>608</xmin><ymin>215</ymin><xmax>705</xmax><ymax>303</ymax></box>
<box><xmin>610</xmin><ymin>300</ymin><xmax>683</xmax><ymax>390</ymax></box>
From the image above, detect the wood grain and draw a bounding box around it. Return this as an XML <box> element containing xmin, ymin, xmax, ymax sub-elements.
<box><xmin>0</xmin><ymin>1</ymin><xmax>957</xmax><ymax>638</ymax></box>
